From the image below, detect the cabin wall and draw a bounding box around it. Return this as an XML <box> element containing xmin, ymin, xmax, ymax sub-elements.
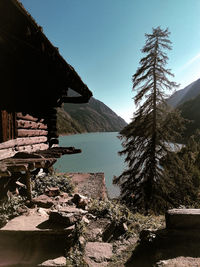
<box><xmin>0</xmin><ymin>109</ymin><xmax>58</xmax><ymax>160</ymax></box>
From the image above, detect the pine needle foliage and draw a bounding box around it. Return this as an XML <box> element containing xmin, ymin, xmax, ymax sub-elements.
<box><xmin>159</xmin><ymin>131</ymin><xmax>200</xmax><ymax>211</ymax></box>
<box><xmin>114</xmin><ymin>27</ymin><xmax>185</xmax><ymax>213</ymax></box>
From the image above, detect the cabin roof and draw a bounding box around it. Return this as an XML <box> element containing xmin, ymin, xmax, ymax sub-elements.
<box><xmin>0</xmin><ymin>0</ymin><xmax>92</xmax><ymax>110</ymax></box>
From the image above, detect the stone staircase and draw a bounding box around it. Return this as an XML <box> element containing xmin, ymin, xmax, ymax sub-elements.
<box><xmin>0</xmin><ymin>209</ymin><xmax>73</xmax><ymax>266</ymax></box>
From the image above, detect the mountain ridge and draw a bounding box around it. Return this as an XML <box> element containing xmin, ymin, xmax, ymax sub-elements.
<box><xmin>57</xmin><ymin>96</ymin><xmax>127</xmax><ymax>135</ymax></box>
<box><xmin>167</xmin><ymin>78</ymin><xmax>200</xmax><ymax>108</ymax></box>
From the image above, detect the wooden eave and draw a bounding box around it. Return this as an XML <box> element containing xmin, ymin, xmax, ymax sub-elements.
<box><xmin>0</xmin><ymin>0</ymin><xmax>92</xmax><ymax>109</ymax></box>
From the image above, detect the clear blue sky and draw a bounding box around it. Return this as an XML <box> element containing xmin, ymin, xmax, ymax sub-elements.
<box><xmin>20</xmin><ymin>0</ymin><xmax>200</xmax><ymax>122</ymax></box>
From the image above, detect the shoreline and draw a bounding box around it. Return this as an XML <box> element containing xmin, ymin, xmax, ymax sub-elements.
<box><xmin>59</xmin><ymin>130</ymin><xmax>120</xmax><ymax>137</ymax></box>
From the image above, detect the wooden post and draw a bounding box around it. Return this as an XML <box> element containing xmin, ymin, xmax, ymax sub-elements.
<box><xmin>25</xmin><ymin>170</ymin><xmax>32</xmax><ymax>201</ymax></box>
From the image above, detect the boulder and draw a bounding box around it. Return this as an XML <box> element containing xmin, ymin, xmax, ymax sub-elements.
<box><xmin>58</xmin><ymin>206</ymin><xmax>88</xmax><ymax>215</ymax></box>
<box><xmin>88</xmin><ymin>228</ymin><xmax>102</xmax><ymax>241</ymax></box>
<box><xmin>72</xmin><ymin>193</ymin><xmax>88</xmax><ymax>209</ymax></box>
<box><xmin>166</xmin><ymin>209</ymin><xmax>200</xmax><ymax>229</ymax></box>
<box><xmin>38</xmin><ymin>256</ymin><xmax>66</xmax><ymax>266</ymax></box>
<box><xmin>32</xmin><ymin>195</ymin><xmax>54</xmax><ymax>208</ymax></box>
<box><xmin>49</xmin><ymin>211</ymin><xmax>80</xmax><ymax>227</ymax></box>
<box><xmin>102</xmin><ymin>221</ymin><xmax>128</xmax><ymax>242</ymax></box>
<box><xmin>156</xmin><ymin>257</ymin><xmax>200</xmax><ymax>267</ymax></box>
<box><xmin>84</xmin><ymin>242</ymin><xmax>113</xmax><ymax>264</ymax></box>
<box><xmin>45</xmin><ymin>187</ymin><xmax>60</xmax><ymax>197</ymax></box>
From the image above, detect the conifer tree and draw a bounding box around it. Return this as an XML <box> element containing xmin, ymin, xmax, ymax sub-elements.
<box><xmin>114</xmin><ymin>27</ymin><xmax>184</xmax><ymax>213</ymax></box>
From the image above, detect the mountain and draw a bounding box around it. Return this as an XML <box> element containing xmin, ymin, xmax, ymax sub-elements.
<box><xmin>57</xmin><ymin>107</ymin><xmax>85</xmax><ymax>135</ymax></box>
<box><xmin>57</xmin><ymin>96</ymin><xmax>127</xmax><ymax>135</ymax></box>
<box><xmin>167</xmin><ymin>78</ymin><xmax>200</xmax><ymax>108</ymax></box>
<box><xmin>178</xmin><ymin>94</ymin><xmax>200</xmax><ymax>138</ymax></box>
<box><xmin>167</xmin><ymin>78</ymin><xmax>200</xmax><ymax>139</ymax></box>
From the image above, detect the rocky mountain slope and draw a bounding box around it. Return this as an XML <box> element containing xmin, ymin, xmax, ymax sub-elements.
<box><xmin>57</xmin><ymin>96</ymin><xmax>127</xmax><ymax>134</ymax></box>
<box><xmin>178</xmin><ymin>94</ymin><xmax>200</xmax><ymax>138</ymax></box>
<box><xmin>167</xmin><ymin>78</ymin><xmax>200</xmax><ymax>139</ymax></box>
<box><xmin>167</xmin><ymin>78</ymin><xmax>200</xmax><ymax>108</ymax></box>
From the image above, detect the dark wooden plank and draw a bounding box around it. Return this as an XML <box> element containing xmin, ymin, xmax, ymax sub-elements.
<box><xmin>7</xmin><ymin>163</ymin><xmax>29</xmax><ymax>172</ymax></box>
<box><xmin>0</xmin><ymin>170</ymin><xmax>11</xmax><ymax>177</ymax></box>
<box><xmin>25</xmin><ymin>171</ymin><xmax>32</xmax><ymax>201</ymax></box>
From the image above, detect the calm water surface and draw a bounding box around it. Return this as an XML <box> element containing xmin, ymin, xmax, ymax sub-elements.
<box><xmin>54</xmin><ymin>132</ymin><xmax>126</xmax><ymax>198</ymax></box>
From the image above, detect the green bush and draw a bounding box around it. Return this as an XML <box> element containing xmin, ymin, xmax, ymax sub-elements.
<box><xmin>32</xmin><ymin>172</ymin><xmax>75</xmax><ymax>197</ymax></box>
<box><xmin>0</xmin><ymin>195</ymin><xmax>25</xmax><ymax>228</ymax></box>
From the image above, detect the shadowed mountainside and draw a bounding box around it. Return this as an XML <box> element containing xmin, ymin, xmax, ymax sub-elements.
<box><xmin>167</xmin><ymin>78</ymin><xmax>200</xmax><ymax>108</ymax></box>
<box><xmin>57</xmin><ymin>95</ymin><xmax>127</xmax><ymax>135</ymax></box>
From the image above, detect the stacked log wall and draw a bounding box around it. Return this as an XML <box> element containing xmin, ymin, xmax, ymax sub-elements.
<box><xmin>0</xmin><ymin>112</ymin><xmax>50</xmax><ymax>160</ymax></box>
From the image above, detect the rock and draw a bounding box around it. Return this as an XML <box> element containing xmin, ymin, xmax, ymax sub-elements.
<box><xmin>89</xmin><ymin>228</ymin><xmax>102</xmax><ymax>241</ymax></box>
<box><xmin>38</xmin><ymin>256</ymin><xmax>66</xmax><ymax>266</ymax></box>
<box><xmin>59</xmin><ymin>192</ymin><xmax>69</xmax><ymax>199</ymax></box>
<box><xmin>156</xmin><ymin>257</ymin><xmax>200</xmax><ymax>267</ymax></box>
<box><xmin>102</xmin><ymin>221</ymin><xmax>116</xmax><ymax>242</ymax></box>
<box><xmin>45</xmin><ymin>187</ymin><xmax>60</xmax><ymax>197</ymax></box>
<box><xmin>86</xmin><ymin>213</ymin><xmax>96</xmax><ymax>220</ymax></box>
<box><xmin>84</xmin><ymin>242</ymin><xmax>113</xmax><ymax>264</ymax></box>
<box><xmin>84</xmin><ymin>258</ymin><xmax>108</xmax><ymax>267</ymax></box>
<box><xmin>16</xmin><ymin>205</ymin><xmax>28</xmax><ymax>215</ymax></box>
<box><xmin>37</xmin><ymin>208</ymin><xmax>48</xmax><ymax>216</ymax></box>
<box><xmin>49</xmin><ymin>211</ymin><xmax>80</xmax><ymax>227</ymax></box>
<box><xmin>72</xmin><ymin>193</ymin><xmax>88</xmax><ymax>209</ymax></box>
<box><xmin>166</xmin><ymin>209</ymin><xmax>200</xmax><ymax>229</ymax></box>
<box><xmin>78</xmin><ymin>236</ymin><xmax>85</xmax><ymax>248</ymax></box>
<box><xmin>58</xmin><ymin>206</ymin><xmax>88</xmax><ymax>215</ymax></box>
<box><xmin>82</xmin><ymin>216</ymin><xmax>90</xmax><ymax>224</ymax></box>
<box><xmin>102</xmin><ymin>221</ymin><xmax>128</xmax><ymax>242</ymax></box>
<box><xmin>32</xmin><ymin>195</ymin><xmax>54</xmax><ymax>208</ymax></box>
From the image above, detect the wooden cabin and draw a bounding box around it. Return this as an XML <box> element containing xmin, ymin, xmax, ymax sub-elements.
<box><xmin>0</xmin><ymin>0</ymin><xmax>92</xmax><ymax>199</ymax></box>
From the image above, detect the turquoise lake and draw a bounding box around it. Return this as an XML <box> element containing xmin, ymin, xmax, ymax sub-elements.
<box><xmin>54</xmin><ymin>132</ymin><xmax>126</xmax><ymax>198</ymax></box>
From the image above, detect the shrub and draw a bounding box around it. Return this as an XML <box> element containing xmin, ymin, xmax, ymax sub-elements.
<box><xmin>32</xmin><ymin>172</ymin><xmax>74</xmax><ymax>197</ymax></box>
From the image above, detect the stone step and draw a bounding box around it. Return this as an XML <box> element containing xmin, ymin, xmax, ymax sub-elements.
<box><xmin>166</xmin><ymin>209</ymin><xmax>200</xmax><ymax>229</ymax></box>
<box><xmin>0</xmin><ymin>210</ymin><xmax>74</xmax><ymax>266</ymax></box>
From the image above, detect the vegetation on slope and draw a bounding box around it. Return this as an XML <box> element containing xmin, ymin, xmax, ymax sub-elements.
<box><xmin>178</xmin><ymin>94</ymin><xmax>200</xmax><ymax>139</ymax></box>
<box><xmin>57</xmin><ymin>96</ymin><xmax>127</xmax><ymax>135</ymax></box>
<box><xmin>57</xmin><ymin>107</ymin><xmax>85</xmax><ymax>135</ymax></box>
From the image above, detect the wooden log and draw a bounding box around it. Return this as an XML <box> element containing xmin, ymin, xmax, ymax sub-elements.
<box><xmin>17</xmin><ymin>120</ymin><xmax>47</xmax><ymax>130</ymax></box>
<box><xmin>25</xmin><ymin>170</ymin><xmax>32</xmax><ymax>201</ymax></box>
<box><xmin>4</xmin><ymin>158</ymin><xmax>56</xmax><ymax>170</ymax></box>
<box><xmin>18</xmin><ymin>129</ymin><xmax>48</xmax><ymax>137</ymax></box>
<box><xmin>0</xmin><ymin>170</ymin><xmax>11</xmax><ymax>177</ymax></box>
<box><xmin>17</xmin><ymin>112</ymin><xmax>44</xmax><ymax>122</ymax></box>
<box><xmin>17</xmin><ymin>143</ymin><xmax>49</xmax><ymax>153</ymax></box>
<box><xmin>0</xmin><ymin>143</ymin><xmax>49</xmax><ymax>161</ymax></box>
<box><xmin>7</xmin><ymin>164</ymin><xmax>29</xmax><ymax>172</ymax></box>
<box><xmin>51</xmin><ymin>147</ymin><xmax>82</xmax><ymax>154</ymax></box>
<box><xmin>0</xmin><ymin>148</ymin><xmax>16</xmax><ymax>161</ymax></box>
<box><xmin>0</xmin><ymin>136</ymin><xmax>48</xmax><ymax>150</ymax></box>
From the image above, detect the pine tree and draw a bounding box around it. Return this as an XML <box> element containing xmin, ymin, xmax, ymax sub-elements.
<box><xmin>114</xmin><ymin>27</ymin><xmax>185</xmax><ymax>213</ymax></box>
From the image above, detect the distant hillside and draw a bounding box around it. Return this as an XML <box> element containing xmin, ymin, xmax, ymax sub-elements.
<box><xmin>178</xmin><ymin>94</ymin><xmax>200</xmax><ymax>138</ymax></box>
<box><xmin>166</xmin><ymin>78</ymin><xmax>200</xmax><ymax>140</ymax></box>
<box><xmin>57</xmin><ymin>96</ymin><xmax>127</xmax><ymax>135</ymax></box>
<box><xmin>167</xmin><ymin>78</ymin><xmax>200</xmax><ymax>108</ymax></box>
<box><xmin>57</xmin><ymin>107</ymin><xmax>85</xmax><ymax>135</ymax></box>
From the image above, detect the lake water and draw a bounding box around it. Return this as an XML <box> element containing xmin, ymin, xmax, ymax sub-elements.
<box><xmin>54</xmin><ymin>132</ymin><xmax>126</xmax><ymax>198</ymax></box>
